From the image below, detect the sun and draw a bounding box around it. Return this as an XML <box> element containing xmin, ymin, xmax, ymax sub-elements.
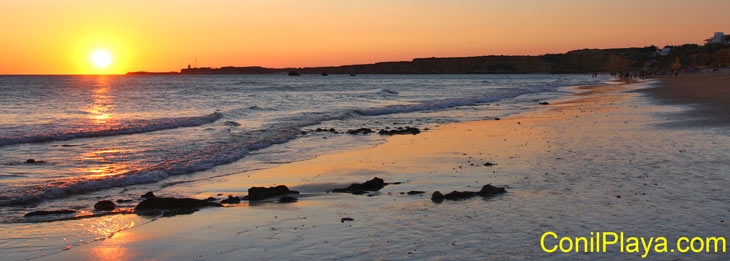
<box><xmin>90</xmin><ymin>49</ymin><xmax>113</xmax><ymax>69</ymax></box>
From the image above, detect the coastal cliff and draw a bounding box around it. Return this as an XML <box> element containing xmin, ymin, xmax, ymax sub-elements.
<box><xmin>129</xmin><ymin>44</ymin><xmax>730</xmax><ymax>75</ymax></box>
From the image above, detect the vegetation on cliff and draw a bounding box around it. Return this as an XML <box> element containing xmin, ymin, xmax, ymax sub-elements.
<box><xmin>129</xmin><ymin>44</ymin><xmax>730</xmax><ymax>75</ymax></box>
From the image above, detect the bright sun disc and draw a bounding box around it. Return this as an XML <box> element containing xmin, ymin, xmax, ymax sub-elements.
<box><xmin>90</xmin><ymin>49</ymin><xmax>113</xmax><ymax>69</ymax></box>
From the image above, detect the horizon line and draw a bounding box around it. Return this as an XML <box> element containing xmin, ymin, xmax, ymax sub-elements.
<box><xmin>0</xmin><ymin>43</ymin><xmax>713</xmax><ymax>75</ymax></box>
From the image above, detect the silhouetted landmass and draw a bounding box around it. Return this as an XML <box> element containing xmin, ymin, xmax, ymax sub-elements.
<box><xmin>180</xmin><ymin>66</ymin><xmax>280</xmax><ymax>74</ymax></box>
<box><xmin>126</xmin><ymin>71</ymin><xmax>179</xmax><ymax>75</ymax></box>
<box><xmin>127</xmin><ymin>44</ymin><xmax>730</xmax><ymax>75</ymax></box>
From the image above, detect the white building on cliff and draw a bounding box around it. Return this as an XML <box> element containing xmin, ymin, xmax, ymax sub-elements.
<box><xmin>705</xmin><ymin>32</ymin><xmax>726</xmax><ymax>45</ymax></box>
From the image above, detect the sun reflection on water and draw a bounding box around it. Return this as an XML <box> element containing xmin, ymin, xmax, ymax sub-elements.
<box><xmin>84</xmin><ymin>76</ymin><xmax>115</xmax><ymax>125</ymax></box>
<box><xmin>76</xmin><ymin>148</ymin><xmax>144</xmax><ymax>179</ymax></box>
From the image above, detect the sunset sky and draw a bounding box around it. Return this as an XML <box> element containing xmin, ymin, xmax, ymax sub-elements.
<box><xmin>1</xmin><ymin>0</ymin><xmax>728</xmax><ymax>75</ymax></box>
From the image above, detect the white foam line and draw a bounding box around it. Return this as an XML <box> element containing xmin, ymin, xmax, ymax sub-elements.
<box><xmin>0</xmin><ymin>112</ymin><xmax>223</xmax><ymax>147</ymax></box>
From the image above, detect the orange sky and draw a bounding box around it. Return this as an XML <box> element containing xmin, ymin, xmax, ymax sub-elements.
<box><xmin>1</xmin><ymin>0</ymin><xmax>728</xmax><ymax>74</ymax></box>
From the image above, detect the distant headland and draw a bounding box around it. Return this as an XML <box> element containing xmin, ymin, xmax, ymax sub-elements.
<box><xmin>127</xmin><ymin>43</ymin><xmax>730</xmax><ymax>76</ymax></box>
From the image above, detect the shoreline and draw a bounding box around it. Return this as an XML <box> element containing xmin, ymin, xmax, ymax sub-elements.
<box><xmin>19</xmin><ymin>75</ymin><xmax>730</xmax><ymax>260</ymax></box>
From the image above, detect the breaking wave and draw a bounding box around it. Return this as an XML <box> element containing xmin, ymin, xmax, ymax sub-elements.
<box><xmin>0</xmin><ymin>112</ymin><xmax>223</xmax><ymax>147</ymax></box>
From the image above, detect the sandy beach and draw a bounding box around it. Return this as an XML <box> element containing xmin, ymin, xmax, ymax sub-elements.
<box><xmin>643</xmin><ymin>69</ymin><xmax>730</xmax><ymax>125</ymax></box>
<box><xmin>40</xmin><ymin>72</ymin><xmax>729</xmax><ymax>260</ymax></box>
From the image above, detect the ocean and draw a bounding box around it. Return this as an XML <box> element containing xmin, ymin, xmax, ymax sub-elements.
<box><xmin>0</xmin><ymin>74</ymin><xmax>610</xmax><ymax>257</ymax></box>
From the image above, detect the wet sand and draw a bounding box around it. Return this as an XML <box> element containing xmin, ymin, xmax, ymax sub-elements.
<box><xmin>51</xmin><ymin>77</ymin><xmax>730</xmax><ymax>260</ymax></box>
<box><xmin>643</xmin><ymin>69</ymin><xmax>730</xmax><ymax>125</ymax></box>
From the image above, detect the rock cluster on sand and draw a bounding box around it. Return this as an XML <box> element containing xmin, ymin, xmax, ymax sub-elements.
<box><xmin>330</xmin><ymin>177</ymin><xmax>387</xmax><ymax>195</ymax></box>
<box><xmin>134</xmin><ymin>197</ymin><xmax>222</xmax><ymax>216</ymax></box>
<box><xmin>220</xmin><ymin>195</ymin><xmax>241</xmax><ymax>204</ymax></box>
<box><xmin>378</xmin><ymin>127</ymin><xmax>420</xmax><ymax>135</ymax></box>
<box><xmin>24</xmin><ymin>159</ymin><xmax>46</xmax><ymax>164</ymax></box>
<box><xmin>346</xmin><ymin>128</ymin><xmax>374</xmax><ymax>135</ymax></box>
<box><xmin>94</xmin><ymin>200</ymin><xmax>116</xmax><ymax>211</ymax></box>
<box><xmin>310</xmin><ymin>127</ymin><xmax>423</xmax><ymax>136</ymax></box>
<box><xmin>314</xmin><ymin>128</ymin><xmax>338</xmax><ymax>134</ymax></box>
<box><xmin>247</xmin><ymin>185</ymin><xmax>299</xmax><ymax>201</ymax></box>
<box><xmin>431</xmin><ymin>184</ymin><xmax>507</xmax><ymax>202</ymax></box>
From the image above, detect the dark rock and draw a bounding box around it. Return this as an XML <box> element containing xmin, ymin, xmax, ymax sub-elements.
<box><xmin>431</xmin><ymin>191</ymin><xmax>445</xmax><ymax>202</ymax></box>
<box><xmin>484</xmin><ymin>162</ymin><xmax>496</xmax><ymax>166</ymax></box>
<box><xmin>24</xmin><ymin>209</ymin><xmax>76</xmax><ymax>217</ymax></box>
<box><xmin>331</xmin><ymin>177</ymin><xmax>386</xmax><ymax>194</ymax></box>
<box><xmin>328</xmin><ymin>128</ymin><xmax>336</xmax><ymax>133</ymax></box>
<box><xmin>478</xmin><ymin>184</ymin><xmax>507</xmax><ymax>196</ymax></box>
<box><xmin>248</xmin><ymin>185</ymin><xmax>299</xmax><ymax>201</ymax></box>
<box><xmin>494</xmin><ymin>117</ymin><xmax>500</xmax><ymax>120</ymax></box>
<box><xmin>321</xmin><ymin>73</ymin><xmax>328</xmax><ymax>76</ymax></box>
<box><xmin>279</xmin><ymin>196</ymin><xmax>298</xmax><ymax>203</ymax></box>
<box><xmin>350</xmin><ymin>74</ymin><xmax>356</xmax><ymax>76</ymax></box>
<box><xmin>407</xmin><ymin>191</ymin><xmax>425</xmax><ymax>195</ymax></box>
<box><xmin>539</xmin><ymin>102</ymin><xmax>550</xmax><ymax>105</ymax></box>
<box><xmin>141</xmin><ymin>191</ymin><xmax>155</xmax><ymax>199</ymax></box>
<box><xmin>205</xmin><ymin>197</ymin><xmax>217</xmax><ymax>201</ymax></box>
<box><xmin>378</xmin><ymin>127</ymin><xmax>420</xmax><ymax>135</ymax></box>
<box><xmin>220</xmin><ymin>195</ymin><xmax>241</xmax><ymax>204</ymax></box>
<box><xmin>444</xmin><ymin>191</ymin><xmax>477</xmax><ymax>200</ymax></box>
<box><xmin>25</xmin><ymin>159</ymin><xmax>46</xmax><ymax>164</ymax></box>
<box><xmin>288</xmin><ymin>70</ymin><xmax>301</xmax><ymax>76</ymax></box>
<box><xmin>116</xmin><ymin>199</ymin><xmax>133</xmax><ymax>203</ymax></box>
<box><xmin>346</xmin><ymin>128</ymin><xmax>374</xmax><ymax>135</ymax></box>
<box><xmin>434</xmin><ymin>184</ymin><xmax>507</xmax><ymax>201</ymax></box>
<box><xmin>341</xmin><ymin>217</ymin><xmax>354</xmax><ymax>222</ymax></box>
<box><xmin>134</xmin><ymin>197</ymin><xmax>222</xmax><ymax>216</ymax></box>
<box><xmin>94</xmin><ymin>200</ymin><xmax>116</xmax><ymax>211</ymax></box>
<box><xmin>224</xmin><ymin>121</ymin><xmax>241</xmax><ymax>127</ymax></box>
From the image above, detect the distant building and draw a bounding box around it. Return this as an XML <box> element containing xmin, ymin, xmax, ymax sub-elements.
<box><xmin>655</xmin><ymin>47</ymin><xmax>671</xmax><ymax>56</ymax></box>
<box><xmin>704</xmin><ymin>32</ymin><xmax>726</xmax><ymax>45</ymax></box>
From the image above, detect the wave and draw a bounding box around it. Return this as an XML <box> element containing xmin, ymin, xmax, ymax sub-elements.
<box><xmin>0</xmin><ymin>126</ymin><xmax>301</xmax><ymax>206</ymax></box>
<box><xmin>0</xmin><ymin>112</ymin><xmax>223</xmax><ymax>147</ymax></box>
<box><xmin>356</xmin><ymin>92</ymin><xmax>522</xmax><ymax>116</ymax></box>
<box><xmin>0</xmin><ymin>84</ymin><xmax>580</xmax><ymax>206</ymax></box>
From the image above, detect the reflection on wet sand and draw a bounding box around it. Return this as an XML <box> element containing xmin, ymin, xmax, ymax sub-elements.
<box><xmin>69</xmin><ymin>217</ymin><xmax>138</xmax><ymax>261</ymax></box>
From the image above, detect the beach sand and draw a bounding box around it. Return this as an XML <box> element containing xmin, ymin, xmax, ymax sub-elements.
<box><xmin>51</xmin><ymin>76</ymin><xmax>730</xmax><ymax>260</ymax></box>
<box><xmin>643</xmin><ymin>69</ymin><xmax>730</xmax><ymax>125</ymax></box>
